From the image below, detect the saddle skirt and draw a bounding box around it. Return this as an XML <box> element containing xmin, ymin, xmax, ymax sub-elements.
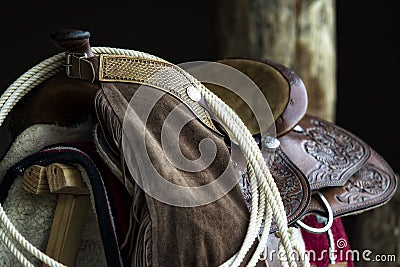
<box><xmin>0</xmin><ymin>29</ymin><xmax>397</xmax><ymax>266</ymax></box>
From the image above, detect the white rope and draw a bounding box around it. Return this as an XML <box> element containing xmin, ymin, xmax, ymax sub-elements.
<box><xmin>220</xmin><ymin>164</ymin><xmax>265</xmax><ymax>267</ymax></box>
<box><xmin>196</xmin><ymin>86</ymin><xmax>298</xmax><ymax>267</ymax></box>
<box><xmin>327</xmin><ymin>228</ymin><xmax>336</xmax><ymax>264</ymax></box>
<box><xmin>242</xmin><ymin>164</ymin><xmax>270</xmax><ymax>267</ymax></box>
<box><xmin>246</xmin><ymin>169</ymin><xmax>272</xmax><ymax>267</ymax></box>
<box><xmin>0</xmin><ymin>47</ymin><xmax>167</xmax><ymax>127</ymax></box>
<box><xmin>0</xmin><ymin>47</ymin><xmax>309</xmax><ymax>267</ymax></box>
<box><xmin>276</xmin><ymin>228</ymin><xmax>310</xmax><ymax>267</ymax></box>
<box><xmin>92</xmin><ymin>47</ymin><xmax>169</xmax><ymax>62</ymax></box>
<box><xmin>0</xmin><ymin>228</ymin><xmax>34</xmax><ymax>267</ymax></box>
<box><xmin>0</xmin><ymin>53</ymin><xmax>65</xmax><ymax>126</ymax></box>
<box><xmin>0</xmin><ymin>205</ymin><xmax>66</xmax><ymax>267</ymax></box>
<box><xmin>182</xmin><ymin>70</ymin><xmax>307</xmax><ymax>267</ymax></box>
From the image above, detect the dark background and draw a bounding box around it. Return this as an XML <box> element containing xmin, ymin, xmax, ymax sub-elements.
<box><xmin>0</xmin><ymin>0</ymin><xmax>398</xmax><ymax>247</ymax></box>
<box><xmin>336</xmin><ymin>1</ymin><xmax>399</xmax><ymax>175</ymax></box>
<box><xmin>0</xmin><ymin>1</ymin><xmax>398</xmax><ymax>172</ymax></box>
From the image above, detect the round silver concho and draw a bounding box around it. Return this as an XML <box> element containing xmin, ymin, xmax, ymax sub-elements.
<box><xmin>261</xmin><ymin>136</ymin><xmax>280</xmax><ymax>152</ymax></box>
<box><xmin>186</xmin><ymin>85</ymin><xmax>202</xmax><ymax>102</ymax></box>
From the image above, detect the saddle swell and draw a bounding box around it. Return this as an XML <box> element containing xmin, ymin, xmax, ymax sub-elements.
<box><xmin>7</xmin><ymin>72</ymin><xmax>99</xmax><ymax>137</ymax></box>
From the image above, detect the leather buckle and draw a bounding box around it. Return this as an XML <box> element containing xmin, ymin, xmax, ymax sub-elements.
<box><xmin>64</xmin><ymin>52</ymin><xmax>95</xmax><ymax>83</ymax></box>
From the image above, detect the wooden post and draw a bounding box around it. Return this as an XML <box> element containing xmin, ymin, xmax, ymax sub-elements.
<box><xmin>215</xmin><ymin>0</ymin><xmax>337</xmax><ymax>122</ymax></box>
<box><xmin>21</xmin><ymin>165</ymin><xmax>49</xmax><ymax>194</ymax></box>
<box><xmin>22</xmin><ymin>163</ymin><xmax>90</xmax><ymax>267</ymax></box>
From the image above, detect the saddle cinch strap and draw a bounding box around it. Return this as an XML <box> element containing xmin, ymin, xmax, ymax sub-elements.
<box><xmin>0</xmin><ymin>29</ymin><xmax>308</xmax><ymax>267</ymax></box>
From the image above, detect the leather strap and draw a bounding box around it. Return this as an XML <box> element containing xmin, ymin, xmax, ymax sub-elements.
<box><xmin>68</xmin><ymin>53</ymin><xmax>218</xmax><ymax>133</ymax></box>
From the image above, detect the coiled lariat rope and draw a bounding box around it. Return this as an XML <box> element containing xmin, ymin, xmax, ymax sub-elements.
<box><xmin>192</xmin><ymin>79</ymin><xmax>309</xmax><ymax>267</ymax></box>
<box><xmin>0</xmin><ymin>228</ymin><xmax>34</xmax><ymax>267</ymax></box>
<box><xmin>0</xmin><ymin>205</ymin><xmax>66</xmax><ymax>267</ymax></box>
<box><xmin>0</xmin><ymin>47</ymin><xmax>309</xmax><ymax>267</ymax></box>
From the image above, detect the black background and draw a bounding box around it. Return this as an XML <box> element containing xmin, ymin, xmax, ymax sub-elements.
<box><xmin>0</xmin><ymin>0</ymin><xmax>398</xmax><ymax>244</ymax></box>
<box><xmin>0</xmin><ymin>1</ymin><xmax>398</xmax><ymax>172</ymax></box>
<box><xmin>336</xmin><ymin>1</ymin><xmax>399</xmax><ymax>174</ymax></box>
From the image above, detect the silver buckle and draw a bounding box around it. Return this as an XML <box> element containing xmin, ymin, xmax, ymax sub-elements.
<box><xmin>64</xmin><ymin>52</ymin><xmax>95</xmax><ymax>83</ymax></box>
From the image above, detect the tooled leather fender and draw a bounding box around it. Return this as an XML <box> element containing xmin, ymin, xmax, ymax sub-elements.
<box><xmin>236</xmin><ymin>113</ymin><xmax>397</xmax><ymax>230</ymax></box>
<box><xmin>222</xmin><ymin>58</ymin><xmax>397</xmax><ymax>232</ymax></box>
<box><xmin>279</xmin><ymin>115</ymin><xmax>371</xmax><ymax>190</ymax></box>
<box><xmin>308</xmin><ymin>149</ymin><xmax>398</xmax><ymax>217</ymax></box>
<box><xmin>283</xmin><ymin>115</ymin><xmax>398</xmax><ymax>218</ymax></box>
<box><xmin>234</xmin><ymin>143</ymin><xmax>311</xmax><ymax>233</ymax></box>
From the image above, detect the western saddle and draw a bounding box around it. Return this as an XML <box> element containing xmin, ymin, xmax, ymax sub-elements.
<box><xmin>0</xmin><ymin>29</ymin><xmax>396</xmax><ymax>267</ymax></box>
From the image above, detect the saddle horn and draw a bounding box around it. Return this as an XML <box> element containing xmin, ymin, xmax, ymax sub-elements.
<box><xmin>50</xmin><ymin>29</ymin><xmax>93</xmax><ymax>57</ymax></box>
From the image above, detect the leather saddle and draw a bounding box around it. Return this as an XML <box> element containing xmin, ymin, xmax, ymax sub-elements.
<box><xmin>0</xmin><ymin>29</ymin><xmax>397</xmax><ymax>266</ymax></box>
<box><xmin>207</xmin><ymin>58</ymin><xmax>398</xmax><ymax>233</ymax></box>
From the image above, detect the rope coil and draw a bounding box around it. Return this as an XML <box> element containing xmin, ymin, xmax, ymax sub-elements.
<box><xmin>0</xmin><ymin>47</ymin><xmax>309</xmax><ymax>267</ymax></box>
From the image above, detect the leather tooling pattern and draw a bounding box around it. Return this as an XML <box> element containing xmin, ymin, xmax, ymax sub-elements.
<box><xmin>336</xmin><ymin>165</ymin><xmax>389</xmax><ymax>204</ymax></box>
<box><xmin>269</xmin><ymin>150</ymin><xmax>306</xmax><ymax>217</ymax></box>
<box><xmin>304</xmin><ymin>118</ymin><xmax>367</xmax><ymax>186</ymax></box>
<box><xmin>239</xmin><ymin>149</ymin><xmax>308</xmax><ymax>219</ymax></box>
